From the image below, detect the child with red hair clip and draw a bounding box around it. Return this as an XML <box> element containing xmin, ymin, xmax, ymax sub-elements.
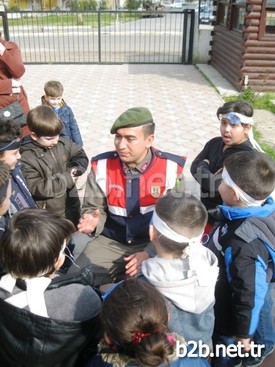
<box><xmin>87</xmin><ymin>278</ymin><xmax>211</xmax><ymax>367</ymax></box>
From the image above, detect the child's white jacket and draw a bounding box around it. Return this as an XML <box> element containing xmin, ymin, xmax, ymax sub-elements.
<box><xmin>141</xmin><ymin>244</ymin><xmax>219</xmax><ymax>314</ymax></box>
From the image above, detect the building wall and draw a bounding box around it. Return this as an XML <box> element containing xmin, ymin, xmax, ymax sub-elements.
<box><xmin>211</xmin><ymin>25</ymin><xmax>244</xmax><ymax>90</ymax></box>
<box><xmin>210</xmin><ymin>0</ymin><xmax>275</xmax><ymax>91</ymax></box>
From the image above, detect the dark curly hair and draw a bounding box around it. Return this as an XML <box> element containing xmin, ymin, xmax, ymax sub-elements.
<box><xmin>102</xmin><ymin>278</ymin><xmax>174</xmax><ymax>367</ymax></box>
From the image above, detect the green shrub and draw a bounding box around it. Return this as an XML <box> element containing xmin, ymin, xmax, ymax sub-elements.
<box><xmin>125</xmin><ymin>0</ymin><xmax>141</xmax><ymax>10</ymax></box>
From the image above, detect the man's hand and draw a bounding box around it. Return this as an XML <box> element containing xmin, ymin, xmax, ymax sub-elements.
<box><xmin>77</xmin><ymin>209</ymin><xmax>100</xmax><ymax>234</ymax></box>
<box><xmin>124</xmin><ymin>251</ymin><xmax>149</xmax><ymax>277</ymax></box>
<box><xmin>70</xmin><ymin>168</ymin><xmax>78</xmax><ymax>183</ymax></box>
<box><xmin>236</xmin><ymin>337</ymin><xmax>251</xmax><ymax>352</ymax></box>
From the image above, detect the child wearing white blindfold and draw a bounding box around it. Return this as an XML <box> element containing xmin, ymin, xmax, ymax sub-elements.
<box><xmin>141</xmin><ymin>191</ymin><xmax>219</xmax><ymax>351</ymax></box>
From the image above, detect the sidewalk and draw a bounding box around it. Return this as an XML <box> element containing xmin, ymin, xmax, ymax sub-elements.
<box><xmin>24</xmin><ymin>63</ymin><xmax>227</xmax><ymax>194</ymax></box>
<box><xmin>23</xmin><ymin>64</ymin><xmax>275</xmax><ymax>367</ymax></box>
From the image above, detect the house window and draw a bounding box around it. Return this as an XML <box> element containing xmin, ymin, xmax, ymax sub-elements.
<box><xmin>216</xmin><ymin>0</ymin><xmax>245</xmax><ymax>30</ymax></box>
<box><xmin>231</xmin><ymin>2</ymin><xmax>246</xmax><ymax>30</ymax></box>
<box><xmin>265</xmin><ymin>0</ymin><xmax>275</xmax><ymax>34</ymax></box>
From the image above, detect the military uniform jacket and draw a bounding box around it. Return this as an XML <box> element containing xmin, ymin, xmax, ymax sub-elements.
<box><xmin>206</xmin><ymin>198</ymin><xmax>275</xmax><ymax>338</ymax></box>
<box><xmin>83</xmin><ymin>148</ymin><xmax>186</xmax><ymax>245</ymax></box>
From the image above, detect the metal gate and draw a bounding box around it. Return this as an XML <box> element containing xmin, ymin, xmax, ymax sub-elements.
<box><xmin>0</xmin><ymin>10</ymin><xmax>195</xmax><ymax>64</ymax></box>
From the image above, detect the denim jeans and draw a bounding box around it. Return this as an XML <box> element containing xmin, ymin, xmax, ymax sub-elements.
<box><xmin>211</xmin><ymin>335</ymin><xmax>241</xmax><ymax>367</ymax></box>
<box><xmin>253</xmin><ymin>282</ymin><xmax>275</xmax><ymax>351</ymax></box>
<box><xmin>212</xmin><ymin>283</ymin><xmax>275</xmax><ymax>367</ymax></box>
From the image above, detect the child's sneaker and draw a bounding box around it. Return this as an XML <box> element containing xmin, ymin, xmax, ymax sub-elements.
<box><xmin>242</xmin><ymin>345</ymin><xmax>275</xmax><ymax>367</ymax></box>
<box><xmin>234</xmin><ymin>359</ymin><xmax>243</xmax><ymax>367</ymax></box>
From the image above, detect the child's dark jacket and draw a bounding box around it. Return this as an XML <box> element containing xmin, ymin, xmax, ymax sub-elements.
<box><xmin>190</xmin><ymin>137</ymin><xmax>254</xmax><ymax>210</ymax></box>
<box><xmin>20</xmin><ymin>136</ymin><xmax>88</xmax><ymax>226</ymax></box>
<box><xmin>0</xmin><ymin>268</ymin><xmax>102</xmax><ymax>367</ymax></box>
<box><xmin>206</xmin><ymin>197</ymin><xmax>275</xmax><ymax>339</ymax></box>
<box><xmin>0</xmin><ymin>162</ymin><xmax>36</xmax><ymax>238</ymax></box>
<box><xmin>10</xmin><ymin>162</ymin><xmax>36</xmax><ymax>212</ymax></box>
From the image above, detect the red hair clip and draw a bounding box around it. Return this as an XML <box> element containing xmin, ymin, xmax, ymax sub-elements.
<box><xmin>131</xmin><ymin>331</ymin><xmax>151</xmax><ymax>344</ymax></box>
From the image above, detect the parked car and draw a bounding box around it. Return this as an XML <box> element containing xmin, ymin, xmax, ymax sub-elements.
<box><xmin>170</xmin><ymin>0</ymin><xmax>183</xmax><ymax>10</ymax></box>
<box><xmin>198</xmin><ymin>4</ymin><xmax>215</xmax><ymax>24</ymax></box>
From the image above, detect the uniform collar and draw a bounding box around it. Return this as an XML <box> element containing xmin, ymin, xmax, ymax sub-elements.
<box><xmin>122</xmin><ymin>149</ymin><xmax>152</xmax><ymax>174</ymax></box>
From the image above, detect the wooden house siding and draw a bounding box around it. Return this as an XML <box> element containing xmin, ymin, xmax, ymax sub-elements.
<box><xmin>211</xmin><ymin>26</ymin><xmax>244</xmax><ymax>90</ymax></box>
<box><xmin>210</xmin><ymin>0</ymin><xmax>275</xmax><ymax>91</ymax></box>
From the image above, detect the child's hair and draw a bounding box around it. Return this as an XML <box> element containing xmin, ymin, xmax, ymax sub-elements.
<box><xmin>102</xmin><ymin>278</ymin><xmax>174</xmax><ymax>367</ymax></box>
<box><xmin>0</xmin><ymin>161</ymin><xmax>10</xmax><ymax>203</ymax></box>
<box><xmin>0</xmin><ymin>118</ymin><xmax>21</xmax><ymax>158</ymax></box>
<box><xmin>44</xmin><ymin>80</ymin><xmax>64</xmax><ymax>97</ymax></box>
<box><xmin>216</xmin><ymin>100</ymin><xmax>264</xmax><ymax>151</ymax></box>
<box><xmin>216</xmin><ymin>101</ymin><xmax>253</xmax><ymax>118</ymax></box>
<box><xmin>154</xmin><ymin>192</ymin><xmax>208</xmax><ymax>257</ymax></box>
<box><xmin>224</xmin><ymin>151</ymin><xmax>275</xmax><ymax>200</ymax></box>
<box><xmin>27</xmin><ymin>105</ymin><xmax>63</xmax><ymax>136</ymax></box>
<box><xmin>0</xmin><ymin>208</ymin><xmax>75</xmax><ymax>278</ymax></box>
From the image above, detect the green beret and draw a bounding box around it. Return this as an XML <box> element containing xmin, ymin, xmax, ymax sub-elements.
<box><xmin>110</xmin><ymin>107</ymin><xmax>153</xmax><ymax>134</ymax></box>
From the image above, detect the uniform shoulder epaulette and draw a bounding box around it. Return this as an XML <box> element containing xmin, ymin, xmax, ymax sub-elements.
<box><xmin>91</xmin><ymin>150</ymin><xmax>118</xmax><ymax>162</ymax></box>
<box><xmin>154</xmin><ymin>150</ymin><xmax>186</xmax><ymax>167</ymax></box>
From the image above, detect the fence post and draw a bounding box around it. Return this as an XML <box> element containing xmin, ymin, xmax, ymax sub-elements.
<box><xmin>187</xmin><ymin>10</ymin><xmax>195</xmax><ymax>64</ymax></box>
<box><xmin>0</xmin><ymin>10</ymin><xmax>10</xmax><ymax>41</ymax></box>
<box><xmin>98</xmin><ymin>10</ymin><xmax>101</xmax><ymax>63</ymax></box>
<box><xmin>182</xmin><ymin>10</ymin><xmax>195</xmax><ymax>64</ymax></box>
<box><xmin>182</xmin><ymin>11</ymin><xmax>187</xmax><ymax>64</ymax></box>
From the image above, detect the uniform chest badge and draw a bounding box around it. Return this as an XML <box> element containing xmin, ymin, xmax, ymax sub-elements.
<box><xmin>151</xmin><ymin>185</ymin><xmax>161</xmax><ymax>198</ymax></box>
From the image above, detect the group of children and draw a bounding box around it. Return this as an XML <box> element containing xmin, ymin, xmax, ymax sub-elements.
<box><xmin>0</xmin><ymin>86</ymin><xmax>274</xmax><ymax>367</ymax></box>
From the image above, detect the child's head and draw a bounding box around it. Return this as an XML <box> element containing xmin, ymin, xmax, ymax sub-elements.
<box><xmin>0</xmin><ymin>208</ymin><xmax>75</xmax><ymax>278</ymax></box>
<box><xmin>219</xmin><ymin>151</ymin><xmax>275</xmax><ymax>206</ymax></box>
<box><xmin>151</xmin><ymin>192</ymin><xmax>208</xmax><ymax>258</ymax></box>
<box><xmin>0</xmin><ymin>161</ymin><xmax>11</xmax><ymax>216</ymax></box>
<box><xmin>0</xmin><ymin>118</ymin><xmax>21</xmax><ymax>169</ymax></box>
<box><xmin>102</xmin><ymin>278</ymin><xmax>175</xmax><ymax>366</ymax></box>
<box><xmin>27</xmin><ymin>106</ymin><xmax>63</xmax><ymax>148</ymax></box>
<box><xmin>44</xmin><ymin>80</ymin><xmax>64</xmax><ymax>109</ymax></box>
<box><xmin>216</xmin><ymin>101</ymin><xmax>254</xmax><ymax>148</ymax></box>
<box><xmin>216</xmin><ymin>101</ymin><xmax>253</xmax><ymax>118</ymax></box>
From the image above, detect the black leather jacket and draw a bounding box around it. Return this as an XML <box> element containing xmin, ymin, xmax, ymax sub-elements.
<box><xmin>0</xmin><ymin>268</ymin><xmax>103</xmax><ymax>367</ymax></box>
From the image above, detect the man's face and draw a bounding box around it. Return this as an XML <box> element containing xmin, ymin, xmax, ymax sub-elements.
<box><xmin>220</xmin><ymin>119</ymin><xmax>250</xmax><ymax>147</ymax></box>
<box><xmin>0</xmin><ymin>149</ymin><xmax>21</xmax><ymax>169</ymax></box>
<box><xmin>114</xmin><ymin>126</ymin><xmax>154</xmax><ymax>166</ymax></box>
<box><xmin>31</xmin><ymin>133</ymin><xmax>60</xmax><ymax>148</ymax></box>
<box><xmin>45</xmin><ymin>96</ymin><xmax>62</xmax><ymax>109</ymax></box>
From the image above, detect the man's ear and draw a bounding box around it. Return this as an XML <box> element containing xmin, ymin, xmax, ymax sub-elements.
<box><xmin>30</xmin><ymin>132</ymin><xmax>38</xmax><ymax>141</ymax></box>
<box><xmin>54</xmin><ymin>253</ymin><xmax>65</xmax><ymax>272</ymax></box>
<box><xmin>146</xmin><ymin>134</ymin><xmax>154</xmax><ymax>148</ymax></box>
<box><xmin>233</xmin><ymin>189</ymin><xmax>241</xmax><ymax>203</ymax></box>
<box><xmin>104</xmin><ymin>332</ymin><xmax>113</xmax><ymax>345</ymax></box>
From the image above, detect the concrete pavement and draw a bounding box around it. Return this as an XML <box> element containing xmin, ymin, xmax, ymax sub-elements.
<box><xmin>23</xmin><ymin>63</ymin><xmax>228</xmax><ymax>193</ymax></box>
<box><xmin>23</xmin><ymin>64</ymin><xmax>275</xmax><ymax>367</ymax></box>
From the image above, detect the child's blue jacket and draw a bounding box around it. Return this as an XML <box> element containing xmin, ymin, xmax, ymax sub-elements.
<box><xmin>206</xmin><ymin>197</ymin><xmax>275</xmax><ymax>338</ymax></box>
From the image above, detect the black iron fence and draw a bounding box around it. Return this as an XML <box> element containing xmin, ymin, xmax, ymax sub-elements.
<box><xmin>0</xmin><ymin>10</ymin><xmax>195</xmax><ymax>64</ymax></box>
